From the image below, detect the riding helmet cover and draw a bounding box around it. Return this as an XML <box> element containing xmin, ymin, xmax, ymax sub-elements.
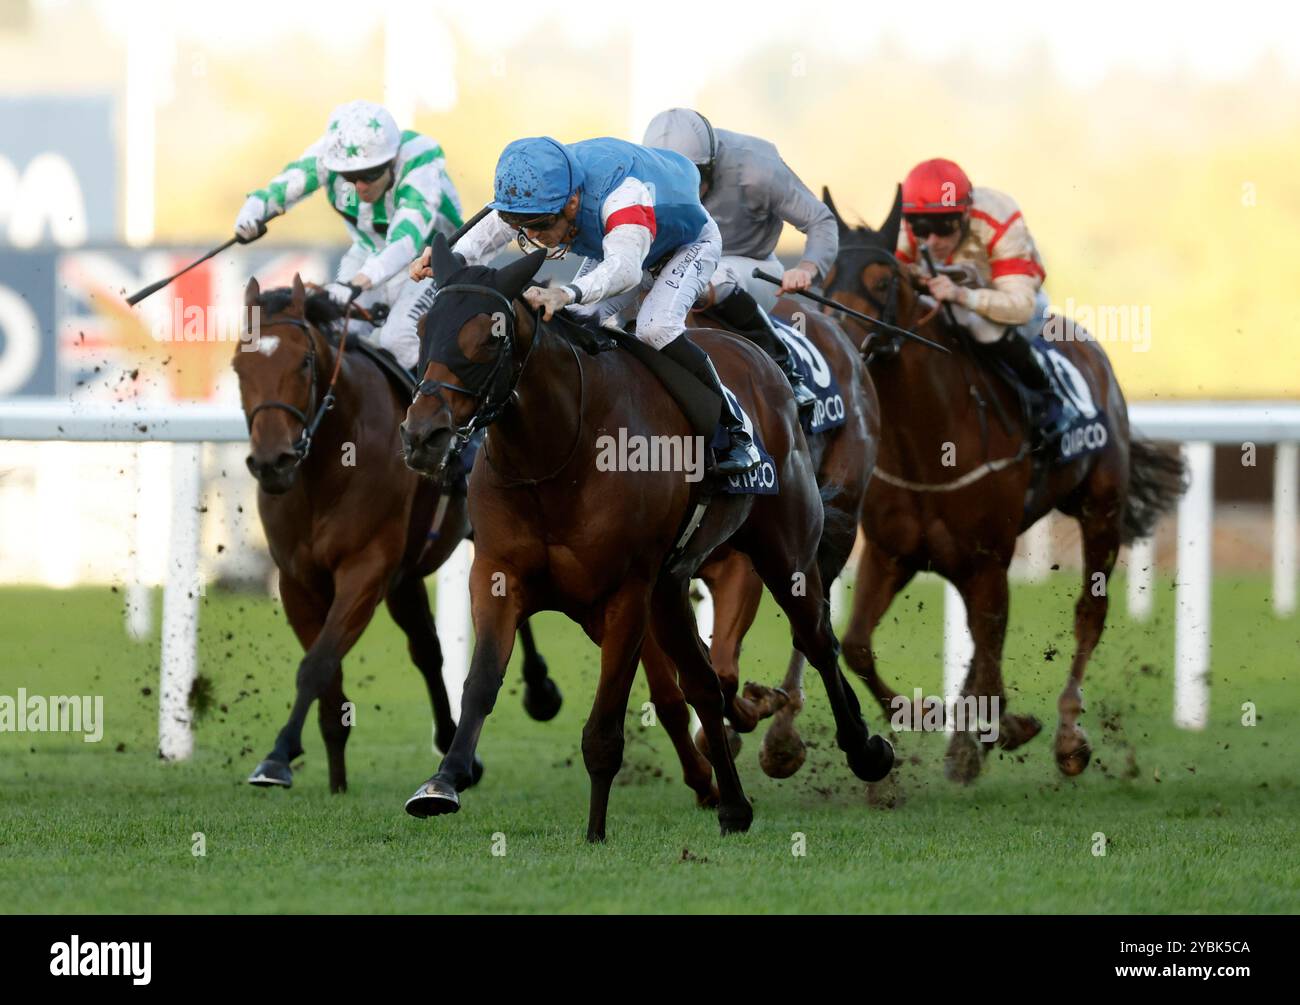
<box><xmin>489</xmin><ymin>137</ymin><xmax>585</xmax><ymax>216</ymax></box>
<box><xmin>901</xmin><ymin>158</ymin><xmax>973</xmax><ymax>215</ymax></box>
<box><xmin>322</xmin><ymin>100</ymin><xmax>401</xmax><ymax>173</ymax></box>
<box><xmin>642</xmin><ymin>108</ymin><xmax>717</xmax><ymax>169</ymax></box>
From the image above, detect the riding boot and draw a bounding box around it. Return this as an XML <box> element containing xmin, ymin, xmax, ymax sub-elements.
<box><xmin>990</xmin><ymin>328</ymin><xmax>1067</xmax><ymax>447</ymax></box>
<box><xmin>707</xmin><ymin>288</ymin><xmax>817</xmax><ymax>413</ymax></box>
<box><xmin>660</xmin><ymin>334</ymin><xmax>760</xmax><ymax>475</ymax></box>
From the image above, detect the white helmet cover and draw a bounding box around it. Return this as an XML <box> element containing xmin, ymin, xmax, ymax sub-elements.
<box><xmin>322</xmin><ymin>100</ymin><xmax>401</xmax><ymax>173</ymax></box>
<box><xmin>642</xmin><ymin>108</ymin><xmax>715</xmax><ymax>166</ymax></box>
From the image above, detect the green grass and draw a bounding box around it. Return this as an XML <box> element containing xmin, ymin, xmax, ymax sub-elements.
<box><xmin>1</xmin><ymin>572</ymin><xmax>1296</xmax><ymax>914</ymax></box>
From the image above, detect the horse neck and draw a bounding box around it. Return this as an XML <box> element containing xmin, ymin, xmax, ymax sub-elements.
<box><xmin>486</xmin><ymin>305</ymin><xmax>582</xmax><ymax>479</ymax></box>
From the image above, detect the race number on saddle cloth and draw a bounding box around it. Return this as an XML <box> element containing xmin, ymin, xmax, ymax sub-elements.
<box><xmin>769</xmin><ymin>315</ymin><xmax>846</xmax><ymax>435</ymax></box>
<box><xmin>234</xmin><ymin>99</ymin><xmax>464</xmax><ymax>369</ymax></box>
<box><xmin>451</xmin><ymin>135</ymin><xmax>762</xmax><ymax>475</ymax></box>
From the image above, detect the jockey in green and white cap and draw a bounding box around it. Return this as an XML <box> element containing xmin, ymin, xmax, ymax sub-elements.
<box><xmin>233</xmin><ymin>99</ymin><xmax>464</xmax><ymax>368</ymax></box>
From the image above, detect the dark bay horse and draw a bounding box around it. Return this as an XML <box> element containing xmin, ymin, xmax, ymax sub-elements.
<box><xmin>820</xmin><ymin>188</ymin><xmax>1185</xmax><ymax>781</ymax></box>
<box><xmin>398</xmin><ymin>235</ymin><xmax>894</xmax><ymax>841</ymax></box>
<box><xmin>232</xmin><ymin>275</ymin><xmax>560</xmax><ymax>793</ymax></box>
<box><xmin>676</xmin><ymin>298</ymin><xmax>881</xmax><ymax>781</ymax></box>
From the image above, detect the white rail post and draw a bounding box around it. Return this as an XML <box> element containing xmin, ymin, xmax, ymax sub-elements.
<box><xmin>1126</xmin><ymin>536</ymin><xmax>1156</xmax><ymax>621</ymax></box>
<box><xmin>1012</xmin><ymin>514</ymin><xmax>1053</xmax><ymax>583</ymax></box>
<box><xmin>943</xmin><ymin>580</ymin><xmax>973</xmax><ymax>730</ymax></box>
<box><xmin>1173</xmin><ymin>442</ymin><xmax>1213</xmax><ymax>730</ymax></box>
<box><xmin>435</xmin><ymin>540</ymin><xmax>473</xmax><ymax>732</ymax></box>
<box><xmin>158</xmin><ymin>443</ymin><xmax>202</xmax><ymax>760</ymax></box>
<box><xmin>1274</xmin><ymin>442</ymin><xmax>1297</xmax><ymax>617</ymax></box>
<box><xmin>126</xmin><ymin>443</ymin><xmax>153</xmax><ymax>640</ymax></box>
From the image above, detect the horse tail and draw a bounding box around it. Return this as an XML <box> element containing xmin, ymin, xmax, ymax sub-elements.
<box><xmin>1122</xmin><ymin>438</ymin><xmax>1188</xmax><ymax>544</ymax></box>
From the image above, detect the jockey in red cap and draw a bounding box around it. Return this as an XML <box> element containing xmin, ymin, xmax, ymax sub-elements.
<box><xmin>896</xmin><ymin>158</ymin><xmax>1065</xmax><ymax>443</ymax></box>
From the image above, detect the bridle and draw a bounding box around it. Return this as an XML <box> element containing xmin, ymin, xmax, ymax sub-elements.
<box><xmin>412</xmin><ymin>283</ymin><xmax>585</xmax><ymax>485</ymax></box>
<box><xmin>244</xmin><ymin>307</ymin><xmax>351</xmax><ymax>464</ymax></box>
<box><xmin>826</xmin><ymin>244</ymin><xmax>905</xmax><ymax>366</ymax></box>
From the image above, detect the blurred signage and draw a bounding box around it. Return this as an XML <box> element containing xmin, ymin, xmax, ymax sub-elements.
<box><xmin>0</xmin><ymin>96</ymin><xmax>117</xmax><ymax>248</ymax></box>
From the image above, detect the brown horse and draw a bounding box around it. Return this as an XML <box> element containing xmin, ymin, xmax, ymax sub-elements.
<box><xmin>820</xmin><ymin>188</ymin><xmax>1185</xmax><ymax>781</ymax></box>
<box><xmin>232</xmin><ymin>275</ymin><xmax>561</xmax><ymax>793</ymax></box>
<box><xmin>673</xmin><ymin>297</ymin><xmax>880</xmax><ymax>782</ymax></box>
<box><xmin>398</xmin><ymin>236</ymin><xmax>893</xmax><ymax>840</ymax></box>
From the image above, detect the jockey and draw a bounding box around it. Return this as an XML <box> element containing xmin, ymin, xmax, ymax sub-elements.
<box><xmin>415</xmin><ymin>135</ymin><xmax>760</xmax><ymax>475</ymax></box>
<box><xmin>643</xmin><ymin>108</ymin><xmax>834</xmax><ymax>412</ymax></box>
<box><xmin>895</xmin><ymin>157</ymin><xmax>1065</xmax><ymax>440</ymax></box>
<box><xmin>233</xmin><ymin>99</ymin><xmax>464</xmax><ymax>368</ymax></box>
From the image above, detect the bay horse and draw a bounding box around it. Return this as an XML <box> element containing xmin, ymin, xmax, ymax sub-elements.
<box><xmin>820</xmin><ymin>187</ymin><xmax>1186</xmax><ymax>781</ymax></box>
<box><xmin>232</xmin><ymin>275</ymin><xmax>561</xmax><ymax>794</ymax></box>
<box><xmin>398</xmin><ymin>235</ymin><xmax>894</xmax><ymax>841</ymax></box>
<box><xmin>675</xmin><ymin>297</ymin><xmax>880</xmax><ymax>782</ymax></box>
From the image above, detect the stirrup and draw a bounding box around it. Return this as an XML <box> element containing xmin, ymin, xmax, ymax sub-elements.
<box><xmin>790</xmin><ymin>376</ymin><xmax>817</xmax><ymax>412</ymax></box>
<box><xmin>714</xmin><ymin>430</ymin><xmax>760</xmax><ymax>474</ymax></box>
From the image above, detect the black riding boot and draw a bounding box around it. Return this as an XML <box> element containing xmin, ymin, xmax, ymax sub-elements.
<box><xmin>707</xmin><ymin>289</ymin><xmax>817</xmax><ymax>413</ymax></box>
<box><xmin>660</xmin><ymin>335</ymin><xmax>760</xmax><ymax>475</ymax></box>
<box><xmin>991</xmin><ymin>329</ymin><xmax>1067</xmax><ymax>446</ymax></box>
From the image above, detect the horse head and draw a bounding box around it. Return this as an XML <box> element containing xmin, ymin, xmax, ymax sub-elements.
<box><xmin>233</xmin><ymin>274</ymin><xmax>342</xmax><ymax>494</ymax></box>
<box><xmin>400</xmin><ymin>232</ymin><xmax>547</xmax><ymax>479</ymax></box>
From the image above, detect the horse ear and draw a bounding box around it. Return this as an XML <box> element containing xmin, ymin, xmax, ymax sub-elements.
<box><xmin>823</xmin><ymin>186</ymin><xmax>850</xmax><ymax>238</ymax></box>
<box><xmin>290</xmin><ymin>273</ymin><xmax>307</xmax><ymax>314</ymax></box>
<box><xmin>244</xmin><ymin>277</ymin><xmax>260</xmax><ymax>308</ymax></box>
<box><xmin>429</xmin><ymin>231</ymin><xmax>465</xmax><ymax>287</ymax></box>
<box><xmin>880</xmin><ymin>184</ymin><xmax>904</xmax><ymax>253</ymax></box>
<box><xmin>494</xmin><ymin>248</ymin><xmax>547</xmax><ymax>301</ymax></box>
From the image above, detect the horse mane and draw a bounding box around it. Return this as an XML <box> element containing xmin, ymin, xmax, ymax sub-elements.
<box><xmin>257</xmin><ymin>287</ymin><xmax>346</xmax><ymax>328</ymax></box>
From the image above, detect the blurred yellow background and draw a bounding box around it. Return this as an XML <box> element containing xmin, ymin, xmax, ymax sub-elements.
<box><xmin>3</xmin><ymin>0</ymin><xmax>1298</xmax><ymax>399</ymax></box>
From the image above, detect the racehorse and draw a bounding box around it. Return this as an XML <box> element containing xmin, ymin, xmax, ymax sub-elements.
<box><xmin>819</xmin><ymin>187</ymin><xmax>1186</xmax><ymax>781</ymax></box>
<box><xmin>398</xmin><ymin>235</ymin><xmax>894</xmax><ymax>840</ymax></box>
<box><xmin>678</xmin><ymin>296</ymin><xmax>880</xmax><ymax>781</ymax></box>
<box><xmin>232</xmin><ymin>276</ymin><xmax>561</xmax><ymax>794</ymax></box>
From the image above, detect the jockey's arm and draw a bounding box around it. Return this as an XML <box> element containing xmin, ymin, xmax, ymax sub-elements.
<box><xmin>353</xmin><ymin>158</ymin><xmax>452</xmax><ymax>287</ymax></box>
<box><xmin>240</xmin><ymin>138</ymin><xmax>328</xmax><ymax>228</ymax></box>
<box><xmin>454</xmin><ymin>211</ymin><xmax>516</xmax><ymax>267</ymax></box>
<box><xmin>768</xmin><ymin>161</ymin><xmax>838</xmax><ymax>281</ymax></box>
<box><xmin>566</xmin><ymin>178</ymin><xmax>655</xmax><ymax>305</ymax></box>
<box><xmin>963</xmin><ymin>273</ymin><xmax>1039</xmax><ymax>326</ymax></box>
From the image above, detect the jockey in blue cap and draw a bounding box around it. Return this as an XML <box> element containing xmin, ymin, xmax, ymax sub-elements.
<box><xmin>410</xmin><ymin>135</ymin><xmax>760</xmax><ymax>474</ymax></box>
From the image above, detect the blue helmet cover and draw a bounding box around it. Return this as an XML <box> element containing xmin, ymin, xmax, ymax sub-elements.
<box><xmin>489</xmin><ymin>137</ymin><xmax>584</xmax><ymax>215</ymax></box>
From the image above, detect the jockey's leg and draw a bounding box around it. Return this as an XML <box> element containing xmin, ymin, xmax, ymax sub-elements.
<box><xmin>720</xmin><ymin>252</ymin><xmax>783</xmax><ymax>310</ymax></box>
<box><xmin>377</xmin><ymin>276</ymin><xmax>435</xmax><ymax>372</ymax></box>
<box><xmin>704</xmin><ymin>263</ymin><xmax>816</xmax><ymax>413</ymax></box>
<box><xmin>636</xmin><ymin>217</ymin><xmax>759</xmax><ymax>475</ymax></box>
<box><xmin>985</xmin><ymin>292</ymin><xmax>1069</xmax><ymax>446</ymax></box>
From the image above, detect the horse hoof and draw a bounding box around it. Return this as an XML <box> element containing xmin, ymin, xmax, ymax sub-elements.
<box><xmin>943</xmin><ymin>732</ymin><xmax>982</xmax><ymax>784</ymax></box>
<box><xmin>846</xmin><ymin>734</ymin><xmax>894</xmax><ymax>782</ymax></box>
<box><xmin>718</xmin><ymin>800</ymin><xmax>754</xmax><ymax>835</ymax></box>
<box><xmin>695</xmin><ymin>725</ymin><xmax>742</xmax><ymax>762</ymax></box>
<box><xmin>1055</xmin><ymin>726</ymin><xmax>1092</xmax><ymax>776</ymax></box>
<box><xmin>997</xmin><ymin>713</ymin><xmax>1044</xmax><ymax>751</ymax></box>
<box><xmin>404</xmin><ymin>776</ymin><xmax>460</xmax><ymax>818</ymax></box>
<box><xmin>522</xmin><ymin>676</ymin><xmax>563</xmax><ymax>722</ymax></box>
<box><xmin>759</xmin><ymin>720</ymin><xmax>807</xmax><ymax>779</ymax></box>
<box><xmin>248</xmin><ymin>759</ymin><xmax>293</xmax><ymax>788</ymax></box>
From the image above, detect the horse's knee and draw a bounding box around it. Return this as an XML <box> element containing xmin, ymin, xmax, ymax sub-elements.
<box><xmin>296</xmin><ymin>652</ymin><xmax>340</xmax><ymax>693</ymax></box>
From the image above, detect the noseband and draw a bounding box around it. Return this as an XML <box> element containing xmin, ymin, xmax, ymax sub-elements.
<box><xmin>245</xmin><ymin>313</ymin><xmax>349</xmax><ymax>463</ymax></box>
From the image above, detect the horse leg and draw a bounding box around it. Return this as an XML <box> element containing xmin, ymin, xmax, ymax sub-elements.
<box><xmin>1056</xmin><ymin>505</ymin><xmax>1121</xmax><ymax>776</ymax></box>
<box><xmin>385</xmin><ymin>570</ymin><xmax>487</xmax><ymax>786</ymax></box>
<box><xmin>518</xmin><ymin>618</ymin><xmax>563</xmax><ymax>722</ymax></box>
<box><xmin>250</xmin><ymin>551</ymin><xmax>389</xmax><ymax>791</ymax></box>
<box><xmin>404</xmin><ymin>562</ymin><xmax>522</xmax><ymax>817</ymax></box>
<box><xmin>649</xmin><ymin>575</ymin><xmax>753</xmax><ymax>835</ymax></box>
<box><xmin>698</xmin><ymin>557</ymin><xmax>779</xmax><ymax>734</ymax></box>
<box><xmin>841</xmin><ymin>537</ymin><xmax>918</xmax><ymax>721</ymax></box>
<box><xmin>943</xmin><ymin>563</ymin><xmax>1042</xmax><ymax>783</ymax></box>
<box><xmin>641</xmin><ymin>632</ymin><xmax>718</xmax><ymax>807</ymax></box>
<box><xmin>748</xmin><ymin>547</ymin><xmax>894</xmax><ymax>783</ymax></box>
<box><xmin>315</xmin><ymin>668</ymin><xmax>353</xmax><ymax>794</ymax></box>
<box><xmin>582</xmin><ymin>582</ymin><xmax>651</xmax><ymax>843</ymax></box>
